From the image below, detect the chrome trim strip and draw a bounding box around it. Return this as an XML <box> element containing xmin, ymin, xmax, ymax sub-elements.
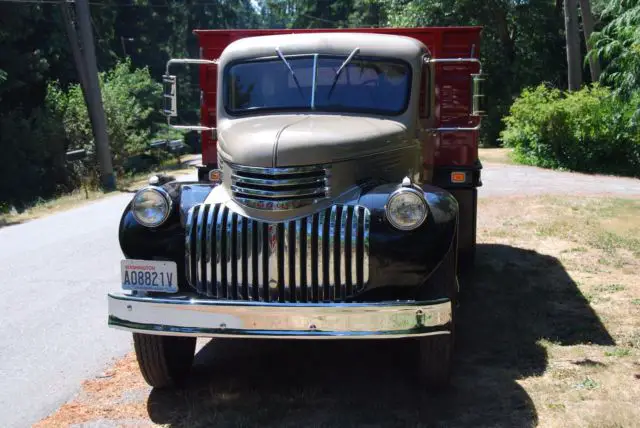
<box><xmin>247</xmin><ymin>219</ymin><xmax>254</xmax><ymax>301</ymax></box>
<box><xmin>317</xmin><ymin>211</ymin><xmax>325</xmax><ymax>302</ymax></box>
<box><xmin>339</xmin><ymin>207</ymin><xmax>348</xmax><ymax>299</ymax></box>
<box><xmin>237</xmin><ymin>215</ymin><xmax>244</xmax><ymax>299</ymax></box>
<box><xmin>231</xmin><ymin>174</ymin><xmax>326</xmax><ymax>187</ymax></box>
<box><xmin>306</xmin><ymin>215</ymin><xmax>314</xmax><ymax>301</ymax></box>
<box><xmin>205</xmin><ymin>205</ymin><xmax>216</xmax><ymax>296</ymax></box>
<box><xmin>108</xmin><ymin>293</ymin><xmax>452</xmax><ymax>339</ymax></box>
<box><xmin>267</xmin><ymin>224</ymin><xmax>278</xmax><ymax>302</ymax></box>
<box><xmin>257</xmin><ymin>222</ymin><xmax>264</xmax><ymax>300</ymax></box>
<box><xmin>351</xmin><ymin>207</ymin><xmax>359</xmax><ymax>288</ymax></box>
<box><xmin>328</xmin><ymin>206</ymin><xmax>337</xmax><ymax>301</ymax></box>
<box><xmin>363</xmin><ymin>208</ymin><xmax>370</xmax><ymax>284</ymax></box>
<box><xmin>231</xmin><ymin>185</ymin><xmax>325</xmax><ymax>199</ymax></box>
<box><xmin>234</xmin><ymin>197</ymin><xmax>326</xmax><ymax>211</ymax></box>
<box><xmin>184</xmin><ymin>206</ymin><xmax>197</xmax><ymax>286</ymax></box>
<box><xmin>226</xmin><ymin>209</ymin><xmax>234</xmax><ymax>299</ymax></box>
<box><xmin>295</xmin><ymin>219</ymin><xmax>302</xmax><ymax>301</ymax></box>
<box><xmin>229</xmin><ymin>163</ymin><xmax>327</xmax><ymax>176</ymax></box>
<box><xmin>195</xmin><ymin>205</ymin><xmax>206</xmax><ymax>289</ymax></box>
<box><xmin>215</xmin><ymin>205</ymin><xmax>225</xmax><ymax>298</ymax></box>
<box><xmin>283</xmin><ymin>222</ymin><xmax>291</xmax><ymax>302</ymax></box>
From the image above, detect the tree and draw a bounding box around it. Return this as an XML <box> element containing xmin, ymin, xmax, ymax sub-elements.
<box><xmin>590</xmin><ymin>0</ymin><xmax>640</xmax><ymax>99</ymax></box>
<box><xmin>564</xmin><ymin>0</ymin><xmax>583</xmax><ymax>90</ymax></box>
<box><xmin>578</xmin><ymin>0</ymin><xmax>601</xmax><ymax>82</ymax></box>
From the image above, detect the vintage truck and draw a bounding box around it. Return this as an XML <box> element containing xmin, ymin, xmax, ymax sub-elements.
<box><xmin>108</xmin><ymin>26</ymin><xmax>484</xmax><ymax>390</ymax></box>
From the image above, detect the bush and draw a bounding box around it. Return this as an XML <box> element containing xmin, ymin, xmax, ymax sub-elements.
<box><xmin>0</xmin><ymin>60</ymin><xmax>164</xmax><ymax>208</ymax></box>
<box><xmin>500</xmin><ymin>84</ymin><xmax>640</xmax><ymax>176</ymax></box>
<box><xmin>48</xmin><ymin>59</ymin><xmax>162</xmax><ymax>182</ymax></box>
<box><xmin>0</xmin><ymin>108</ymin><xmax>71</xmax><ymax>209</ymax></box>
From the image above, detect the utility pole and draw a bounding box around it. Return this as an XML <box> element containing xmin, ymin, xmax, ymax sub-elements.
<box><xmin>75</xmin><ymin>0</ymin><xmax>115</xmax><ymax>190</ymax></box>
<box><xmin>564</xmin><ymin>0</ymin><xmax>583</xmax><ymax>91</ymax></box>
<box><xmin>60</xmin><ymin>4</ymin><xmax>93</xmax><ymax>125</ymax></box>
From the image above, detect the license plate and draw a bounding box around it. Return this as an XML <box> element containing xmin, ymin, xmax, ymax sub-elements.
<box><xmin>121</xmin><ymin>259</ymin><xmax>178</xmax><ymax>293</ymax></box>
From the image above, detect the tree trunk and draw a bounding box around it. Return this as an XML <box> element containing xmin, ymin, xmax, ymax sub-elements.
<box><xmin>564</xmin><ymin>0</ymin><xmax>582</xmax><ymax>90</ymax></box>
<box><xmin>578</xmin><ymin>0</ymin><xmax>601</xmax><ymax>82</ymax></box>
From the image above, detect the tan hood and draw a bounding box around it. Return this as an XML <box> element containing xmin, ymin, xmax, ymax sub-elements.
<box><xmin>217</xmin><ymin>114</ymin><xmax>409</xmax><ymax>167</ymax></box>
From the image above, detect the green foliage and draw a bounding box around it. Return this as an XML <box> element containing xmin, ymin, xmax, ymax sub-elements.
<box><xmin>0</xmin><ymin>108</ymin><xmax>69</xmax><ymax>208</ymax></box>
<box><xmin>590</xmin><ymin>0</ymin><xmax>640</xmax><ymax>98</ymax></box>
<box><xmin>49</xmin><ymin>59</ymin><xmax>162</xmax><ymax>178</ymax></box>
<box><xmin>374</xmin><ymin>0</ymin><xmax>567</xmax><ymax>146</ymax></box>
<box><xmin>501</xmin><ymin>84</ymin><xmax>640</xmax><ymax>176</ymax></box>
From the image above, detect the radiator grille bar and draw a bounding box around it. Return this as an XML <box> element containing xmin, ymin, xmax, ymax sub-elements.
<box><xmin>186</xmin><ymin>204</ymin><xmax>370</xmax><ymax>303</ymax></box>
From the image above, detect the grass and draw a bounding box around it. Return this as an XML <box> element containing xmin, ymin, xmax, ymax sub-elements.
<box><xmin>36</xmin><ymin>194</ymin><xmax>640</xmax><ymax>428</ymax></box>
<box><xmin>478</xmin><ymin>147</ymin><xmax>516</xmax><ymax>165</ymax></box>
<box><xmin>604</xmin><ymin>348</ymin><xmax>631</xmax><ymax>357</ymax></box>
<box><xmin>0</xmin><ymin>156</ymin><xmax>198</xmax><ymax>228</ymax></box>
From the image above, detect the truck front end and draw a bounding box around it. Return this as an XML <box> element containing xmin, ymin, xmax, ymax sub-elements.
<box><xmin>109</xmin><ymin>30</ymin><xmax>483</xmax><ymax>390</ymax></box>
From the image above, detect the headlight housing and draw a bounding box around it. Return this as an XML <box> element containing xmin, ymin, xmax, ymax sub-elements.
<box><xmin>132</xmin><ymin>187</ymin><xmax>173</xmax><ymax>227</ymax></box>
<box><xmin>385</xmin><ymin>187</ymin><xmax>428</xmax><ymax>231</ymax></box>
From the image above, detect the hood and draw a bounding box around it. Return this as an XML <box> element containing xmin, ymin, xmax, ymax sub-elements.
<box><xmin>217</xmin><ymin>114</ymin><xmax>409</xmax><ymax>167</ymax></box>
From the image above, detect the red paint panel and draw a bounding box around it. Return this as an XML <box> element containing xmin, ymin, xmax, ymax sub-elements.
<box><xmin>195</xmin><ymin>27</ymin><xmax>482</xmax><ymax>168</ymax></box>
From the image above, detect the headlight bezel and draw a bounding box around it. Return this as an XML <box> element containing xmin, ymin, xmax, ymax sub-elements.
<box><xmin>385</xmin><ymin>187</ymin><xmax>428</xmax><ymax>231</ymax></box>
<box><xmin>131</xmin><ymin>186</ymin><xmax>173</xmax><ymax>228</ymax></box>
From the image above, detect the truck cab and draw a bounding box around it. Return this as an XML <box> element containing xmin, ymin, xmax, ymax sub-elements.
<box><xmin>109</xmin><ymin>28</ymin><xmax>484</xmax><ymax>390</ymax></box>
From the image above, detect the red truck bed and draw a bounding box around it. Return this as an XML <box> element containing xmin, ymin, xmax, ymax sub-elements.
<box><xmin>194</xmin><ymin>27</ymin><xmax>482</xmax><ymax>170</ymax></box>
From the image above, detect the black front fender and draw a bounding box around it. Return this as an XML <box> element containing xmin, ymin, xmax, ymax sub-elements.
<box><xmin>355</xmin><ymin>183</ymin><xmax>458</xmax><ymax>300</ymax></box>
<box><xmin>118</xmin><ymin>182</ymin><xmax>214</xmax><ymax>291</ymax></box>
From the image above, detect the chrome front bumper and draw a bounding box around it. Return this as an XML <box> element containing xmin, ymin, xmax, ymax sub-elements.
<box><xmin>108</xmin><ymin>293</ymin><xmax>452</xmax><ymax>339</ymax></box>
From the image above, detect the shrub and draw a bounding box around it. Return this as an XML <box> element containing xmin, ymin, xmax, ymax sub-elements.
<box><xmin>500</xmin><ymin>84</ymin><xmax>640</xmax><ymax>176</ymax></box>
<box><xmin>48</xmin><ymin>59</ymin><xmax>162</xmax><ymax>181</ymax></box>
<box><xmin>0</xmin><ymin>60</ymin><xmax>164</xmax><ymax>208</ymax></box>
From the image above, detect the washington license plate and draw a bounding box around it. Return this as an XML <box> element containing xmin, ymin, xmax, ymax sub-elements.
<box><xmin>121</xmin><ymin>259</ymin><xmax>178</xmax><ymax>293</ymax></box>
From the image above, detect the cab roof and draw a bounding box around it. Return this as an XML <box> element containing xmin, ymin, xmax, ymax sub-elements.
<box><xmin>217</xmin><ymin>32</ymin><xmax>428</xmax><ymax>67</ymax></box>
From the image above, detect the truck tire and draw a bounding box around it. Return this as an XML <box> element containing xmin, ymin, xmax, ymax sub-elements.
<box><xmin>133</xmin><ymin>333</ymin><xmax>196</xmax><ymax>388</ymax></box>
<box><xmin>417</xmin><ymin>235</ymin><xmax>457</xmax><ymax>390</ymax></box>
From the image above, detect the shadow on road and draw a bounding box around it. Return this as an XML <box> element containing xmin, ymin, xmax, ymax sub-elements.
<box><xmin>146</xmin><ymin>244</ymin><xmax>614</xmax><ymax>427</ymax></box>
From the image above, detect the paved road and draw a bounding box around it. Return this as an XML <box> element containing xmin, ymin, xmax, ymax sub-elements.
<box><xmin>1</xmin><ymin>159</ymin><xmax>638</xmax><ymax>428</ymax></box>
<box><xmin>0</xmin><ymin>172</ymin><xmax>199</xmax><ymax>427</ymax></box>
<box><xmin>0</xmin><ymin>193</ymin><xmax>136</xmax><ymax>427</ymax></box>
<box><xmin>480</xmin><ymin>162</ymin><xmax>640</xmax><ymax>197</ymax></box>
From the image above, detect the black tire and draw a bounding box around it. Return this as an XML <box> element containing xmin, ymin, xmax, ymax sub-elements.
<box><xmin>417</xmin><ymin>235</ymin><xmax>457</xmax><ymax>390</ymax></box>
<box><xmin>133</xmin><ymin>333</ymin><xmax>196</xmax><ymax>388</ymax></box>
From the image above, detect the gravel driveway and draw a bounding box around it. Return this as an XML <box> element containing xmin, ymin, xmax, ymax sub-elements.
<box><xmin>480</xmin><ymin>162</ymin><xmax>640</xmax><ymax>198</ymax></box>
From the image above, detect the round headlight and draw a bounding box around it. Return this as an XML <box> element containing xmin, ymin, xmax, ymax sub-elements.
<box><xmin>385</xmin><ymin>188</ymin><xmax>428</xmax><ymax>231</ymax></box>
<box><xmin>132</xmin><ymin>187</ymin><xmax>172</xmax><ymax>227</ymax></box>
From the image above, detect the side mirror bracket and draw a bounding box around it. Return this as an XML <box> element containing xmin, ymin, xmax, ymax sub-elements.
<box><xmin>162</xmin><ymin>58</ymin><xmax>218</xmax><ymax>138</ymax></box>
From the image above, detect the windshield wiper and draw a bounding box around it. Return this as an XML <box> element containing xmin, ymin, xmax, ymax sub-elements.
<box><xmin>327</xmin><ymin>47</ymin><xmax>360</xmax><ymax>99</ymax></box>
<box><xmin>275</xmin><ymin>47</ymin><xmax>305</xmax><ymax>99</ymax></box>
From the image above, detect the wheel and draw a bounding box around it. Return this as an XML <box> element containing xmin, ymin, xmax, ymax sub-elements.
<box><xmin>417</xmin><ymin>234</ymin><xmax>457</xmax><ymax>390</ymax></box>
<box><xmin>133</xmin><ymin>333</ymin><xmax>196</xmax><ymax>388</ymax></box>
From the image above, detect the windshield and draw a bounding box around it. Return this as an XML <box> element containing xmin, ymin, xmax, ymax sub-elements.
<box><xmin>224</xmin><ymin>55</ymin><xmax>411</xmax><ymax>116</ymax></box>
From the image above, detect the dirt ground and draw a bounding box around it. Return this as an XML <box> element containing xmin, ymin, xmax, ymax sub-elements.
<box><xmin>35</xmin><ymin>193</ymin><xmax>640</xmax><ymax>428</ymax></box>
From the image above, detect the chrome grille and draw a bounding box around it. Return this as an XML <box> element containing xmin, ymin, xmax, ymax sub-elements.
<box><xmin>185</xmin><ymin>204</ymin><xmax>370</xmax><ymax>302</ymax></box>
<box><xmin>229</xmin><ymin>164</ymin><xmax>330</xmax><ymax>210</ymax></box>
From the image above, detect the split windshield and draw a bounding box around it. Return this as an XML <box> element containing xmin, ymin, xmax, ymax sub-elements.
<box><xmin>224</xmin><ymin>55</ymin><xmax>411</xmax><ymax>116</ymax></box>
